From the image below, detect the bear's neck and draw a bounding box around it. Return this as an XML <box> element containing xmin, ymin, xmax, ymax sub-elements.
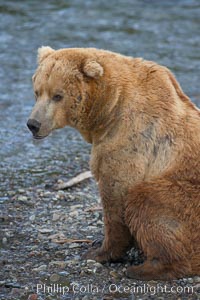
<box><xmin>78</xmin><ymin>83</ymin><xmax>124</xmax><ymax>144</ymax></box>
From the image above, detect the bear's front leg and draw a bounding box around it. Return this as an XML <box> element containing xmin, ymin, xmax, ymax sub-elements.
<box><xmin>84</xmin><ymin>216</ymin><xmax>133</xmax><ymax>262</ymax></box>
<box><xmin>83</xmin><ymin>180</ymin><xmax>133</xmax><ymax>263</ymax></box>
<box><xmin>83</xmin><ymin>211</ymin><xmax>133</xmax><ymax>262</ymax></box>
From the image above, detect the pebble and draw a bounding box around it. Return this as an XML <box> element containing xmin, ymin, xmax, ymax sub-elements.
<box><xmin>84</xmin><ymin>268</ymin><xmax>93</xmax><ymax>274</ymax></box>
<box><xmin>195</xmin><ymin>283</ymin><xmax>200</xmax><ymax>290</ymax></box>
<box><xmin>5</xmin><ymin>231</ymin><xmax>13</xmax><ymax>238</ymax></box>
<box><xmin>187</xmin><ymin>277</ymin><xmax>194</xmax><ymax>284</ymax></box>
<box><xmin>52</xmin><ymin>212</ymin><xmax>62</xmax><ymax>221</ymax></box>
<box><xmin>32</xmin><ymin>264</ymin><xmax>47</xmax><ymax>272</ymax></box>
<box><xmin>65</xmin><ymin>249</ymin><xmax>69</xmax><ymax>256</ymax></box>
<box><xmin>110</xmin><ymin>270</ymin><xmax>119</xmax><ymax>279</ymax></box>
<box><xmin>96</xmin><ymin>220</ymin><xmax>103</xmax><ymax>225</ymax></box>
<box><xmin>70</xmin><ymin>205</ymin><xmax>83</xmax><ymax>210</ymax></box>
<box><xmin>94</xmin><ymin>262</ymin><xmax>103</xmax><ymax>269</ymax></box>
<box><xmin>2</xmin><ymin>237</ymin><xmax>7</xmax><ymax>244</ymax></box>
<box><xmin>58</xmin><ymin>271</ymin><xmax>70</xmax><ymax>276</ymax></box>
<box><xmin>86</xmin><ymin>259</ymin><xmax>96</xmax><ymax>264</ymax></box>
<box><xmin>7</xmin><ymin>191</ymin><xmax>15</xmax><ymax>196</ymax></box>
<box><xmin>50</xmin><ymin>274</ymin><xmax>60</xmax><ymax>282</ymax></box>
<box><xmin>52</xmin><ymin>197</ymin><xmax>58</xmax><ymax>201</ymax></box>
<box><xmin>194</xmin><ymin>276</ymin><xmax>200</xmax><ymax>283</ymax></box>
<box><xmin>38</xmin><ymin>228</ymin><xmax>53</xmax><ymax>233</ymax></box>
<box><xmin>69</xmin><ymin>243</ymin><xmax>81</xmax><ymax>249</ymax></box>
<box><xmin>29</xmin><ymin>215</ymin><xmax>36</xmax><ymax>221</ymax></box>
<box><xmin>43</xmin><ymin>191</ymin><xmax>52</xmax><ymax>197</ymax></box>
<box><xmin>69</xmin><ymin>211</ymin><xmax>79</xmax><ymax>217</ymax></box>
<box><xmin>49</xmin><ymin>261</ymin><xmax>67</xmax><ymax>268</ymax></box>
<box><xmin>28</xmin><ymin>294</ymin><xmax>38</xmax><ymax>300</ymax></box>
<box><xmin>17</xmin><ymin>195</ymin><xmax>28</xmax><ymax>202</ymax></box>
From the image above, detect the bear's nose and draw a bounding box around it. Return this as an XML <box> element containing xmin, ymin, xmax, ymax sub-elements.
<box><xmin>27</xmin><ymin>119</ymin><xmax>41</xmax><ymax>135</ymax></box>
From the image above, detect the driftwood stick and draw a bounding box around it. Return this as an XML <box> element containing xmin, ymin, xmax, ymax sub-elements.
<box><xmin>85</xmin><ymin>205</ymin><xmax>102</xmax><ymax>212</ymax></box>
<box><xmin>52</xmin><ymin>238</ymin><xmax>93</xmax><ymax>244</ymax></box>
<box><xmin>55</xmin><ymin>171</ymin><xmax>92</xmax><ymax>190</ymax></box>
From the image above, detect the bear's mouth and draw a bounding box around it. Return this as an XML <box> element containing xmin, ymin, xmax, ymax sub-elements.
<box><xmin>33</xmin><ymin>134</ymin><xmax>49</xmax><ymax>140</ymax></box>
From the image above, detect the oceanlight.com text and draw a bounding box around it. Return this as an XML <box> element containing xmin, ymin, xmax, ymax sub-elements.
<box><xmin>36</xmin><ymin>282</ymin><xmax>194</xmax><ymax>296</ymax></box>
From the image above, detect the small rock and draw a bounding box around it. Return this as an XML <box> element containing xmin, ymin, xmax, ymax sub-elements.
<box><xmin>187</xmin><ymin>278</ymin><xmax>194</xmax><ymax>284</ymax></box>
<box><xmin>29</xmin><ymin>215</ymin><xmax>36</xmax><ymax>221</ymax></box>
<box><xmin>65</xmin><ymin>259</ymin><xmax>79</xmax><ymax>265</ymax></box>
<box><xmin>68</xmin><ymin>243</ymin><xmax>81</xmax><ymax>249</ymax></box>
<box><xmin>2</xmin><ymin>237</ymin><xmax>7</xmax><ymax>244</ymax></box>
<box><xmin>58</xmin><ymin>271</ymin><xmax>70</xmax><ymax>276</ymax></box>
<box><xmin>109</xmin><ymin>270</ymin><xmax>119</xmax><ymax>279</ymax></box>
<box><xmin>50</xmin><ymin>274</ymin><xmax>60</xmax><ymax>282</ymax></box>
<box><xmin>194</xmin><ymin>276</ymin><xmax>200</xmax><ymax>283</ymax></box>
<box><xmin>38</xmin><ymin>228</ymin><xmax>53</xmax><ymax>234</ymax></box>
<box><xmin>195</xmin><ymin>283</ymin><xmax>200</xmax><ymax>290</ymax></box>
<box><xmin>122</xmin><ymin>268</ymin><xmax>126</xmax><ymax>273</ymax></box>
<box><xmin>65</xmin><ymin>249</ymin><xmax>69</xmax><ymax>256</ymax></box>
<box><xmin>32</xmin><ymin>264</ymin><xmax>47</xmax><ymax>272</ymax></box>
<box><xmin>86</xmin><ymin>259</ymin><xmax>96</xmax><ymax>265</ymax></box>
<box><xmin>5</xmin><ymin>231</ymin><xmax>13</xmax><ymax>238</ymax></box>
<box><xmin>86</xmin><ymin>235</ymin><xmax>93</xmax><ymax>239</ymax></box>
<box><xmin>52</xmin><ymin>212</ymin><xmax>61</xmax><ymax>221</ymax></box>
<box><xmin>148</xmin><ymin>280</ymin><xmax>157</xmax><ymax>285</ymax></box>
<box><xmin>49</xmin><ymin>261</ymin><xmax>67</xmax><ymax>268</ymax></box>
<box><xmin>84</xmin><ymin>268</ymin><xmax>93</xmax><ymax>274</ymax></box>
<box><xmin>94</xmin><ymin>262</ymin><xmax>103</xmax><ymax>269</ymax></box>
<box><xmin>7</xmin><ymin>191</ymin><xmax>15</xmax><ymax>196</ymax></box>
<box><xmin>69</xmin><ymin>211</ymin><xmax>79</xmax><ymax>217</ymax></box>
<box><xmin>43</xmin><ymin>191</ymin><xmax>52</xmax><ymax>197</ymax></box>
<box><xmin>28</xmin><ymin>294</ymin><xmax>38</xmax><ymax>300</ymax></box>
<box><xmin>96</xmin><ymin>220</ymin><xmax>103</xmax><ymax>225</ymax></box>
<box><xmin>110</xmin><ymin>263</ymin><xmax>115</xmax><ymax>268</ymax></box>
<box><xmin>17</xmin><ymin>195</ymin><xmax>28</xmax><ymax>202</ymax></box>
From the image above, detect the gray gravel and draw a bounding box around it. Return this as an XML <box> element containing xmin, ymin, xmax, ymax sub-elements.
<box><xmin>0</xmin><ymin>178</ymin><xmax>200</xmax><ymax>300</ymax></box>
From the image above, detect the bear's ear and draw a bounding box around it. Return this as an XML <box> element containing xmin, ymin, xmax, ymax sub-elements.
<box><xmin>37</xmin><ymin>46</ymin><xmax>55</xmax><ymax>64</ymax></box>
<box><xmin>83</xmin><ymin>60</ymin><xmax>104</xmax><ymax>79</ymax></box>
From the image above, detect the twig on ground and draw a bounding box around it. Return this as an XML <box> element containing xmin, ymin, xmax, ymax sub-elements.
<box><xmin>54</xmin><ymin>171</ymin><xmax>92</xmax><ymax>190</ymax></box>
<box><xmin>48</xmin><ymin>233</ymin><xmax>93</xmax><ymax>244</ymax></box>
<box><xmin>85</xmin><ymin>205</ymin><xmax>102</xmax><ymax>212</ymax></box>
<box><xmin>52</xmin><ymin>238</ymin><xmax>93</xmax><ymax>244</ymax></box>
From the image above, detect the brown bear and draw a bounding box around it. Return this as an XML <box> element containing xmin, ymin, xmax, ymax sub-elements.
<box><xmin>27</xmin><ymin>46</ymin><xmax>200</xmax><ymax>280</ymax></box>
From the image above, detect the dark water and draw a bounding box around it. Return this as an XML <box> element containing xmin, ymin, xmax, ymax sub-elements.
<box><xmin>0</xmin><ymin>0</ymin><xmax>200</xmax><ymax>200</ymax></box>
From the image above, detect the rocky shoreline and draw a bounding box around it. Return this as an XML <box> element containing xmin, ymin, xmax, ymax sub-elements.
<box><xmin>0</xmin><ymin>177</ymin><xmax>200</xmax><ymax>300</ymax></box>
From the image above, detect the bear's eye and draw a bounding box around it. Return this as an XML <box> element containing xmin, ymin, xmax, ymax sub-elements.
<box><xmin>52</xmin><ymin>94</ymin><xmax>63</xmax><ymax>102</ymax></box>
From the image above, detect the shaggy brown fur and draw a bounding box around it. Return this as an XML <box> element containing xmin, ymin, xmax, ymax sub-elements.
<box><xmin>27</xmin><ymin>47</ymin><xmax>200</xmax><ymax>280</ymax></box>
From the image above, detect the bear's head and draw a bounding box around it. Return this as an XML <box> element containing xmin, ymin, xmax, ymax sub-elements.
<box><xmin>27</xmin><ymin>46</ymin><xmax>104</xmax><ymax>142</ymax></box>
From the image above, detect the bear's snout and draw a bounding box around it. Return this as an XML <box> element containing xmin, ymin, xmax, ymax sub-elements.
<box><xmin>27</xmin><ymin>119</ymin><xmax>41</xmax><ymax>136</ymax></box>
